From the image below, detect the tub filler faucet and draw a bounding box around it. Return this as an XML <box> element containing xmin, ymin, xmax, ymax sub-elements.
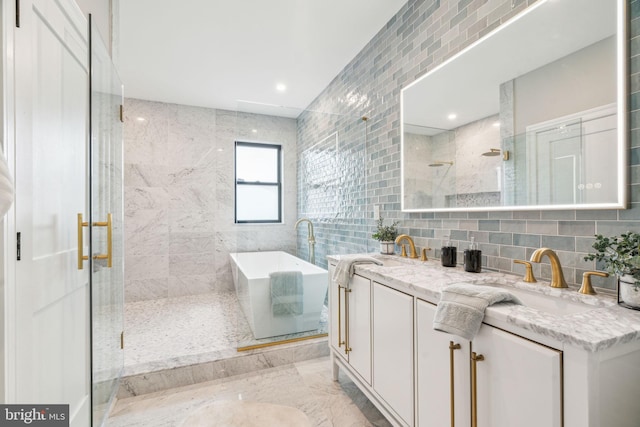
<box><xmin>295</xmin><ymin>218</ymin><xmax>316</xmax><ymax>265</ymax></box>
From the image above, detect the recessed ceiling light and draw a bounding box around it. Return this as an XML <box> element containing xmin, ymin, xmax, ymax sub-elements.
<box><xmin>447</xmin><ymin>113</ymin><xmax>457</xmax><ymax>120</ymax></box>
<box><xmin>276</xmin><ymin>83</ymin><xmax>287</xmax><ymax>92</ymax></box>
<box><xmin>136</xmin><ymin>117</ymin><xmax>146</xmax><ymax>122</ymax></box>
<box><xmin>251</xmin><ymin>129</ymin><xmax>258</xmax><ymax>133</ymax></box>
<box><xmin>493</xmin><ymin>121</ymin><xmax>500</xmax><ymax>127</ymax></box>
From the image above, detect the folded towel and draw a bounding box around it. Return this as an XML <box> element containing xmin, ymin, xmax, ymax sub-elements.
<box><xmin>433</xmin><ymin>284</ymin><xmax>521</xmax><ymax>340</ymax></box>
<box><xmin>270</xmin><ymin>271</ymin><xmax>304</xmax><ymax>316</ymax></box>
<box><xmin>332</xmin><ymin>255</ymin><xmax>383</xmax><ymax>288</ymax></box>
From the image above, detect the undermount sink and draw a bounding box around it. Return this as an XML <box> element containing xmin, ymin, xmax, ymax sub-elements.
<box><xmin>492</xmin><ymin>285</ymin><xmax>596</xmax><ymax>315</ymax></box>
<box><xmin>378</xmin><ymin>258</ymin><xmax>405</xmax><ymax>267</ymax></box>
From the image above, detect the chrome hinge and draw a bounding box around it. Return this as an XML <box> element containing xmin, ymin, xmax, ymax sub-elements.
<box><xmin>119</xmin><ymin>104</ymin><xmax>124</xmax><ymax>123</ymax></box>
<box><xmin>120</xmin><ymin>331</ymin><xmax>124</xmax><ymax>349</ymax></box>
<box><xmin>15</xmin><ymin>0</ymin><xmax>20</xmax><ymax>28</ymax></box>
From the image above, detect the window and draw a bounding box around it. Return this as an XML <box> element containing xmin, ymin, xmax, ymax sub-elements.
<box><xmin>235</xmin><ymin>141</ymin><xmax>282</xmax><ymax>223</ymax></box>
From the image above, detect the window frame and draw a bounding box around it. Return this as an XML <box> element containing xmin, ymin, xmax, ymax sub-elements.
<box><xmin>234</xmin><ymin>141</ymin><xmax>283</xmax><ymax>224</ymax></box>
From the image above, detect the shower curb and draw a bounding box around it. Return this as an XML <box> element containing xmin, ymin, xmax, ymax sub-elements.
<box><xmin>116</xmin><ymin>337</ymin><xmax>329</xmax><ymax>399</ymax></box>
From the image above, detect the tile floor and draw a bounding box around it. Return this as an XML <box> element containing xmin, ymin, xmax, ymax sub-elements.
<box><xmin>107</xmin><ymin>356</ymin><xmax>392</xmax><ymax>427</ymax></box>
<box><xmin>124</xmin><ymin>291</ymin><xmax>328</xmax><ymax>376</ymax></box>
<box><xmin>112</xmin><ymin>290</ymin><xmax>365</xmax><ymax>425</ymax></box>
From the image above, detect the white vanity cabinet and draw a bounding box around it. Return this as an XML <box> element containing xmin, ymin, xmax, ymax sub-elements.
<box><xmin>416</xmin><ymin>300</ymin><xmax>470</xmax><ymax>427</ymax></box>
<box><xmin>347</xmin><ymin>274</ymin><xmax>373</xmax><ymax>384</ymax></box>
<box><xmin>472</xmin><ymin>324</ymin><xmax>562</xmax><ymax>427</ymax></box>
<box><xmin>329</xmin><ymin>263</ymin><xmax>372</xmax><ymax>384</ymax></box>
<box><xmin>328</xmin><ymin>263</ymin><xmax>346</xmax><ymax>360</ymax></box>
<box><xmin>329</xmin><ymin>256</ymin><xmax>640</xmax><ymax>427</ymax></box>
<box><xmin>372</xmin><ymin>282</ymin><xmax>414</xmax><ymax>426</ymax></box>
<box><xmin>416</xmin><ymin>299</ymin><xmax>562</xmax><ymax>427</ymax></box>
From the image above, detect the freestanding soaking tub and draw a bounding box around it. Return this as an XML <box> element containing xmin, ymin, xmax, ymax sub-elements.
<box><xmin>229</xmin><ymin>251</ymin><xmax>328</xmax><ymax>339</ymax></box>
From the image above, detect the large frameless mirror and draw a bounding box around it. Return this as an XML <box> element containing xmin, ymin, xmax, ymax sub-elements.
<box><xmin>401</xmin><ymin>0</ymin><xmax>626</xmax><ymax>212</ymax></box>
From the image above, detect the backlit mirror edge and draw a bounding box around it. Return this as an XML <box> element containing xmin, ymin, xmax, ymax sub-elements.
<box><xmin>400</xmin><ymin>0</ymin><xmax>628</xmax><ymax>213</ymax></box>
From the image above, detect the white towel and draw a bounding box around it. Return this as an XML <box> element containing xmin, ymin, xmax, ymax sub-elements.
<box><xmin>332</xmin><ymin>255</ymin><xmax>383</xmax><ymax>288</ymax></box>
<box><xmin>270</xmin><ymin>271</ymin><xmax>303</xmax><ymax>316</ymax></box>
<box><xmin>433</xmin><ymin>284</ymin><xmax>521</xmax><ymax>340</ymax></box>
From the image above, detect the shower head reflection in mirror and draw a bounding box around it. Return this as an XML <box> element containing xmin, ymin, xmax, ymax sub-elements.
<box><xmin>428</xmin><ymin>161</ymin><xmax>454</xmax><ymax>167</ymax></box>
<box><xmin>481</xmin><ymin>149</ymin><xmax>500</xmax><ymax>157</ymax></box>
<box><xmin>481</xmin><ymin>148</ymin><xmax>510</xmax><ymax>161</ymax></box>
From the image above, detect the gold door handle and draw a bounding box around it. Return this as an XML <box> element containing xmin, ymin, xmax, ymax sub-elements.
<box><xmin>344</xmin><ymin>287</ymin><xmax>352</xmax><ymax>354</ymax></box>
<box><xmin>77</xmin><ymin>213</ymin><xmax>113</xmax><ymax>269</ymax></box>
<box><xmin>449</xmin><ymin>341</ymin><xmax>461</xmax><ymax>427</ymax></box>
<box><xmin>92</xmin><ymin>213</ymin><xmax>112</xmax><ymax>267</ymax></box>
<box><xmin>77</xmin><ymin>213</ymin><xmax>89</xmax><ymax>269</ymax></box>
<box><xmin>471</xmin><ymin>352</ymin><xmax>485</xmax><ymax>427</ymax></box>
<box><xmin>338</xmin><ymin>285</ymin><xmax>345</xmax><ymax>347</ymax></box>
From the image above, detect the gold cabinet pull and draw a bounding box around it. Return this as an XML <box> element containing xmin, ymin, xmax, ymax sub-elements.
<box><xmin>471</xmin><ymin>352</ymin><xmax>485</xmax><ymax>427</ymax></box>
<box><xmin>338</xmin><ymin>285</ymin><xmax>345</xmax><ymax>347</ymax></box>
<box><xmin>92</xmin><ymin>213</ymin><xmax>113</xmax><ymax>267</ymax></box>
<box><xmin>344</xmin><ymin>287</ymin><xmax>352</xmax><ymax>354</ymax></box>
<box><xmin>77</xmin><ymin>213</ymin><xmax>89</xmax><ymax>269</ymax></box>
<box><xmin>449</xmin><ymin>341</ymin><xmax>461</xmax><ymax>427</ymax></box>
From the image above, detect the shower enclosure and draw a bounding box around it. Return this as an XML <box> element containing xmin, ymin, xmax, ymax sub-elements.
<box><xmin>90</xmin><ymin>17</ymin><xmax>125</xmax><ymax>427</ymax></box>
<box><xmin>7</xmin><ymin>2</ymin><xmax>124</xmax><ymax>425</ymax></box>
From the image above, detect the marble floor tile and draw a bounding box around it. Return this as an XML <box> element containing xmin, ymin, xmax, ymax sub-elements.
<box><xmin>124</xmin><ymin>291</ymin><xmax>328</xmax><ymax>376</ymax></box>
<box><xmin>107</xmin><ymin>357</ymin><xmax>392</xmax><ymax>427</ymax></box>
<box><xmin>180</xmin><ymin>400</ymin><xmax>312</xmax><ymax>426</ymax></box>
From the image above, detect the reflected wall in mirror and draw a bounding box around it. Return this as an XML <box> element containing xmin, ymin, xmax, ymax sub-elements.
<box><xmin>401</xmin><ymin>0</ymin><xmax>626</xmax><ymax>211</ymax></box>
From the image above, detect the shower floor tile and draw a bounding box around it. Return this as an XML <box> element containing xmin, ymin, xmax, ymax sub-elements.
<box><xmin>124</xmin><ymin>292</ymin><xmax>241</xmax><ymax>374</ymax></box>
<box><xmin>124</xmin><ymin>291</ymin><xmax>328</xmax><ymax>376</ymax></box>
<box><xmin>107</xmin><ymin>356</ymin><xmax>392</xmax><ymax>427</ymax></box>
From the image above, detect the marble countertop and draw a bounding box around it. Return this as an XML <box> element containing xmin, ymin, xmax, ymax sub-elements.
<box><xmin>328</xmin><ymin>253</ymin><xmax>640</xmax><ymax>353</ymax></box>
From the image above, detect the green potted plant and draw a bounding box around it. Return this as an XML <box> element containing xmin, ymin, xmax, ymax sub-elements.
<box><xmin>372</xmin><ymin>216</ymin><xmax>399</xmax><ymax>255</ymax></box>
<box><xmin>584</xmin><ymin>232</ymin><xmax>640</xmax><ymax>309</ymax></box>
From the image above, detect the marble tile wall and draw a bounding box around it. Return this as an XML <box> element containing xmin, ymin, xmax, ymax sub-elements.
<box><xmin>297</xmin><ymin>0</ymin><xmax>640</xmax><ymax>290</ymax></box>
<box><xmin>124</xmin><ymin>100</ymin><xmax>298</xmax><ymax>302</ymax></box>
<box><xmin>454</xmin><ymin>115</ymin><xmax>502</xmax><ymax>197</ymax></box>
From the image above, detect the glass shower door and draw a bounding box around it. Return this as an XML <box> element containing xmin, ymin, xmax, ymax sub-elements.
<box><xmin>90</xmin><ymin>17</ymin><xmax>125</xmax><ymax>426</ymax></box>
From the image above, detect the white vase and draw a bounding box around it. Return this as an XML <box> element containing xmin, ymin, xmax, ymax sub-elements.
<box><xmin>619</xmin><ymin>275</ymin><xmax>640</xmax><ymax>309</ymax></box>
<box><xmin>379</xmin><ymin>241</ymin><xmax>395</xmax><ymax>255</ymax></box>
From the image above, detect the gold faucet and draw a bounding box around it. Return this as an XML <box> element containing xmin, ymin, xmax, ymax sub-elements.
<box><xmin>579</xmin><ymin>271</ymin><xmax>609</xmax><ymax>295</ymax></box>
<box><xmin>529</xmin><ymin>248</ymin><xmax>568</xmax><ymax>288</ymax></box>
<box><xmin>294</xmin><ymin>218</ymin><xmax>316</xmax><ymax>265</ymax></box>
<box><xmin>395</xmin><ymin>234</ymin><xmax>418</xmax><ymax>259</ymax></box>
<box><xmin>513</xmin><ymin>260</ymin><xmax>537</xmax><ymax>283</ymax></box>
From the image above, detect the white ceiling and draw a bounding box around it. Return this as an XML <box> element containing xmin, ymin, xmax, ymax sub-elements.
<box><xmin>119</xmin><ymin>0</ymin><xmax>408</xmax><ymax>118</ymax></box>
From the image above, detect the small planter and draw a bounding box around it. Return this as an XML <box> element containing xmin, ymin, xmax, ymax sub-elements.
<box><xmin>379</xmin><ymin>241</ymin><xmax>395</xmax><ymax>255</ymax></box>
<box><xmin>372</xmin><ymin>217</ymin><xmax>399</xmax><ymax>254</ymax></box>
<box><xmin>619</xmin><ymin>275</ymin><xmax>640</xmax><ymax>310</ymax></box>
